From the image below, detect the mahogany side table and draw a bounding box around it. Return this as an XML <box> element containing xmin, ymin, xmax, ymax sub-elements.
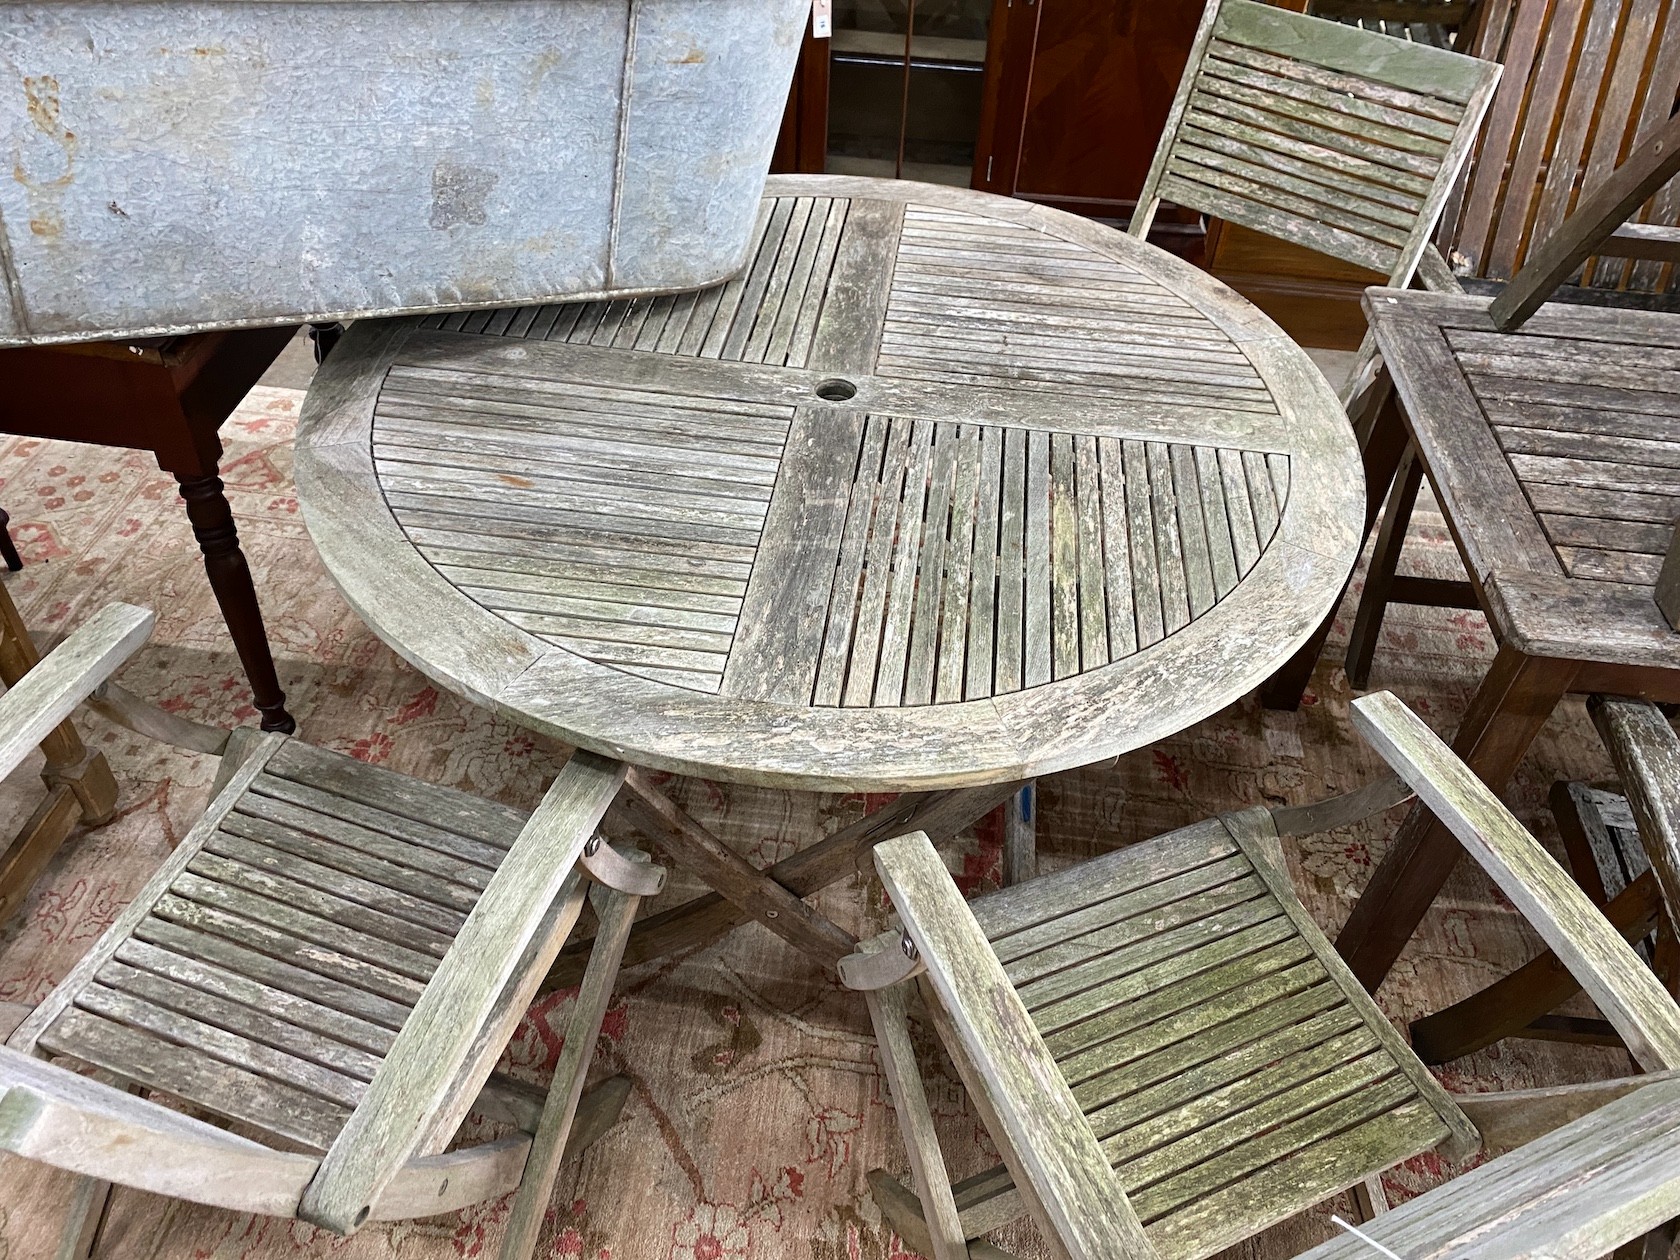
<box><xmin>1</xmin><ymin>325</ymin><xmax>298</xmax><ymax>732</ymax></box>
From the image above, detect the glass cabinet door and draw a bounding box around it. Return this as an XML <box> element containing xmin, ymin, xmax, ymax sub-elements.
<box><xmin>826</xmin><ymin>0</ymin><xmax>992</xmax><ymax>185</ymax></box>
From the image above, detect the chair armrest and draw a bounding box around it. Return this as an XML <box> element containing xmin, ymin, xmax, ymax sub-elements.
<box><xmin>872</xmin><ymin>832</ymin><xmax>1160</xmax><ymax>1260</ymax></box>
<box><xmin>298</xmin><ymin>750</ymin><xmax>626</xmax><ymax>1234</ymax></box>
<box><xmin>1294</xmin><ymin>1075</ymin><xmax>1680</xmax><ymax>1260</ymax></box>
<box><xmin>0</xmin><ymin>603</ymin><xmax>154</xmax><ymax>783</ymax></box>
<box><xmin>0</xmin><ymin>1044</ymin><xmax>316</xmax><ymax>1214</ymax></box>
<box><xmin>1593</xmin><ymin>222</ymin><xmax>1680</xmax><ymax>262</ymax></box>
<box><xmin>1489</xmin><ymin>110</ymin><xmax>1680</xmax><ymax>331</ymax></box>
<box><xmin>1350</xmin><ymin>692</ymin><xmax>1680</xmax><ymax>1069</ymax></box>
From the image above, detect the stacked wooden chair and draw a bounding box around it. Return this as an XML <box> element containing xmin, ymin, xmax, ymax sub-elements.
<box><xmin>1328</xmin><ymin>0</ymin><xmax>1680</xmax><ymax>691</ymax></box>
<box><xmin>0</xmin><ymin>602</ymin><xmax>662</xmax><ymax>1260</ymax></box>
<box><xmin>844</xmin><ymin>691</ymin><xmax>1680</xmax><ymax>1260</ymax></box>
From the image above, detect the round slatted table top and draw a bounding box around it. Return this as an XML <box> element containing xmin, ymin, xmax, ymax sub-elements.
<box><xmin>296</xmin><ymin>176</ymin><xmax>1363</xmax><ymax>791</ymax></box>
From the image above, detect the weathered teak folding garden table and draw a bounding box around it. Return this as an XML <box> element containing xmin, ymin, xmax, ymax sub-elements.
<box><xmin>294</xmin><ymin>176</ymin><xmax>1364</xmax><ymax>972</ymax></box>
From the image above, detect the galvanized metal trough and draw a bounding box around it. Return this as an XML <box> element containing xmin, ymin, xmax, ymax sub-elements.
<box><xmin>0</xmin><ymin>0</ymin><xmax>807</xmax><ymax>346</ymax></box>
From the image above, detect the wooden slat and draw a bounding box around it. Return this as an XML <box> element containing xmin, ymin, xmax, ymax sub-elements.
<box><xmin>813</xmin><ymin>416</ymin><xmax>890</xmax><ymax>707</ymax></box>
<box><xmin>1024</xmin><ymin>430</ymin><xmax>1054</xmax><ymax>687</ymax></box>
<box><xmin>1148</xmin><ymin>442</ymin><xmax>1191</xmax><ymax>634</ymax></box>
<box><xmin>1049</xmin><ymin>432</ymin><xmax>1082</xmax><ymax>681</ymax></box>
<box><xmin>935</xmin><ymin>425</ymin><xmax>982</xmax><ymax>704</ymax></box>
<box><xmin>904</xmin><ymin>423</ymin><xmax>962</xmax><ymax>705</ymax></box>
<box><xmin>874</xmin><ymin>420</ymin><xmax>936</xmax><ymax>705</ymax></box>
<box><xmin>1098</xmin><ymin>438</ymin><xmax>1139</xmax><ymax>658</ymax></box>
<box><xmin>965</xmin><ymin>425</ymin><xmax>1005</xmax><ymax>701</ymax></box>
<box><xmin>841</xmin><ymin>417</ymin><xmax>912</xmax><ymax>708</ymax></box>
<box><xmin>875</xmin><ymin>833</ymin><xmax>1154</xmax><ymax>1258</ymax></box>
<box><xmin>38</xmin><ymin>1007</ymin><xmax>349</xmax><ymax>1152</ymax></box>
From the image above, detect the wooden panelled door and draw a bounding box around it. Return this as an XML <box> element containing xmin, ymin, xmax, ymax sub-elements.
<box><xmin>774</xmin><ymin>0</ymin><xmax>1207</xmax><ymax>249</ymax></box>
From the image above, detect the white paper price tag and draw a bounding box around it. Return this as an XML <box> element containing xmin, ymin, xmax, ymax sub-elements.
<box><xmin>812</xmin><ymin>0</ymin><xmax>832</xmax><ymax>38</ymax></box>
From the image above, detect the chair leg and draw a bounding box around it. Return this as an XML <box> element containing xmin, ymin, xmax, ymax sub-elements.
<box><xmin>1345</xmin><ymin>445</ymin><xmax>1425</xmax><ymax>690</ymax></box>
<box><xmin>497</xmin><ymin>879</ymin><xmax>645</xmax><ymax>1260</ymax></box>
<box><xmin>53</xmin><ymin>1173</ymin><xmax>113</xmax><ymax>1260</ymax></box>
<box><xmin>865</xmin><ymin>983</ymin><xmax>972</xmax><ymax>1260</ymax></box>
<box><xmin>0</xmin><ymin>508</ymin><xmax>23</xmax><ymax>571</ymax></box>
<box><xmin>1002</xmin><ymin>785</ymin><xmax>1035</xmax><ymax>887</ymax></box>
<box><xmin>1353</xmin><ymin>1173</ymin><xmax>1390</xmax><ymax>1221</ymax></box>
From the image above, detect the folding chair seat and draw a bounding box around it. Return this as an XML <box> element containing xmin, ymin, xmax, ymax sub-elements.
<box><xmin>0</xmin><ymin>602</ymin><xmax>662</xmax><ymax>1260</ymax></box>
<box><xmin>845</xmin><ymin>691</ymin><xmax>1680</xmax><ymax>1260</ymax></box>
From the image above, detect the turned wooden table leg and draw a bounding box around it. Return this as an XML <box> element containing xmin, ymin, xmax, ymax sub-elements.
<box><xmin>174</xmin><ymin>473</ymin><xmax>296</xmax><ymax>734</ymax></box>
<box><xmin>1335</xmin><ymin>644</ymin><xmax>1578</xmax><ymax>991</ymax></box>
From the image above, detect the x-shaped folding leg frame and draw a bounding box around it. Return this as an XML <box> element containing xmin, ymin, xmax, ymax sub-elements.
<box><xmin>544</xmin><ymin>768</ymin><xmax>1027</xmax><ymax>987</ymax></box>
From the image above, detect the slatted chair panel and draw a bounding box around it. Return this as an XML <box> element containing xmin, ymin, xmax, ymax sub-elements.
<box><xmin>937</xmin><ymin>815</ymin><xmax>1470</xmax><ymax>1260</ymax></box>
<box><xmin>811</xmin><ymin>423</ymin><xmax>1289</xmax><ymax>708</ymax></box>
<box><xmin>421</xmin><ymin>196</ymin><xmax>850</xmax><ymax>369</ymax></box>
<box><xmin>1439</xmin><ymin>0</ymin><xmax>1680</xmax><ymax>295</ymax></box>
<box><xmin>23</xmin><ymin>738</ymin><xmax>531</xmax><ymax>1154</ymax></box>
<box><xmin>1131</xmin><ymin>0</ymin><xmax>1501</xmax><ymax>288</ymax></box>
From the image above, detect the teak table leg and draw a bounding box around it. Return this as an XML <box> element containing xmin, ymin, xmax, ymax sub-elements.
<box><xmin>545</xmin><ymin>777</ymin><xmax>1024</xmax><ymax>987</ymax></box>
<box><xmin>617</xmin><ymin>769</ymin><xmax>858</xmax><ymax>965</ymax></box>
<box><xmin>1262</xmin><ymin>384</ymin><xmax>1410</xmax><ymax>711</ymax></box>
<box><xmin>1336</xmin><ymin>644</ymin><xmax>1578</xmax><ymax>991</ymax></box>
<box><xmin>174</xmin><ymin>473</ymin><xmax>295</xmax><ymax>734</ymax></box>
<box><xmin>1344</xmin><ymin>446</ymin><xmax>1426</xmax><ymax>690</ymax></box>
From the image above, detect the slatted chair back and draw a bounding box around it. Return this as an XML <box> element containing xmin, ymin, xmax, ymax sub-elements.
<box><xmin>1128</xmin><ymin>0</ymin><xmax>1501</xmax><ymax>291</ymax></box>
<box><xmin>844</xmin><ymin>690</ymin><xmax>1680</xmax><ymax>1260</ymax></box>
<box><xmin>1439</xmin><ymin>0</ymin><xmax>1680</xmax><ymax>298</ymax></box>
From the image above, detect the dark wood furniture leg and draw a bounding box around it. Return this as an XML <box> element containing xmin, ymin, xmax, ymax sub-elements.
<box><xmin>1261</xmin><ymin>384</ymin><xmax>1410</xmax><ymax>709</ymax></box>
<box><xmin>1335</xmin><ymin>643</ymin><xmax>1579</xmax><ymax>991</ymax></box>
<box><xmin>0</xmin><ymin>508</ymin><xmax>22</xmax><ymax>572</ymax></box>
<box><xmin>1345</xmin><ymin>448</ymin><xmax>1425</xmax><ymax>690</ymax></box>
<box><xmin>0</xmin><ymin>583</ymin><xmax>120</xmax><ymax>926</ymax></box>
<box><xmin>173</xmin><ymin>472</ymin><xmax>294</xmax><ymax>733</ymax></box>
<box><xmin>0</xmin><ymin>327</ymin><xmax>297</xmax><ymax>733</ymax></box>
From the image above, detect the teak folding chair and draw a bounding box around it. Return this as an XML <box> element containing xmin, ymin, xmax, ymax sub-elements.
<box><xmin>1129</xmin><ymin>0</ymin><xmax>1500</xmax><ymax>397</ymax></box>
<box><xmin>0</xmin><ymin>602</ymin><xmax>663</xmax><ymax>1260</ymax></box>
<box><xmin>844</xmin><ymin>691</ymin><xmax>1680</xmax><ymax>1260</ymax></box>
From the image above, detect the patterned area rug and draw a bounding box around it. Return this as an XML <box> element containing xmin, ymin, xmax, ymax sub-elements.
<box><xmin>0</xmin><ymin>385</ymin><xmax>1631</xmax><ymax>1260</ymax></box>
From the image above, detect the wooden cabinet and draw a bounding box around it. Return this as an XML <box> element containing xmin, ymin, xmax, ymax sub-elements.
<box><xmin>773</xmin><ymin>0</ymin><xmax>1206</xmax><ymax>248</ymax></box>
